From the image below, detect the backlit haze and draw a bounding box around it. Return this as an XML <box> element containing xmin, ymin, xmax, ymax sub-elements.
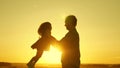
<box><xmin>0</xmin><ymin>0</ymin><xmax>120</xmax><ymax>64</ymax></box>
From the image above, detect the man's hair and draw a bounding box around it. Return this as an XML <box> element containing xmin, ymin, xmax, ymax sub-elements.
<box><xmin>38</xmin><ymin>22</ymin><xmax>51</xmax><ymax>36</ymax></box>
<box><xmin>65</xmin><ymin>15</ymin><xmax>77</xmax><ymax>27</ymax></box>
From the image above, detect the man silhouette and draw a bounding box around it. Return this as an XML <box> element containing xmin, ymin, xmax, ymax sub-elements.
<box><xmin>60</xmin><ymin>15</ymin><xmax>80</xmax><ymax>68</ymax></box>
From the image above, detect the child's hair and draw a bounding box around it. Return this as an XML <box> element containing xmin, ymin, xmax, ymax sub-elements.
<box><xmin>38</xmin><ymin>22</ymin><xmax>51</xmax><ymax>36</ymax></box>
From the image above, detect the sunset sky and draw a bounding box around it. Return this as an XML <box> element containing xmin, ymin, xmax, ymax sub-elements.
<box><xmin>0</xmin><ymin>0</ymin><xmax>120</xmax><ymax>64</ymax></box>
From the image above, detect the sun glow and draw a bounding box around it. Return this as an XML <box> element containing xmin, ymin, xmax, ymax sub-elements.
<box><xmin>38</xmin><ymin>45</ymin><xmax>62</xmax><ymax>64</ymax></box>
<box><xmin>61</xmin><ymin>13</ymin><xmax>67</xmax><ymax>20</ymax></box>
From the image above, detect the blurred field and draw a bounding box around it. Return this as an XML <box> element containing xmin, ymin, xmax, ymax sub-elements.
<box><xmin>0</xmin><ymin>62</ymin><xmax>120</xmax><ymax>68</ymax></box>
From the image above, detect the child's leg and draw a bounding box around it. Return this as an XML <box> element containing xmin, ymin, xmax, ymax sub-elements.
<box><xmin>27</xmin><ymin>50</ymin><xmax>43</xmax><ymax>68</ymax></box>
<box><xmin>33</xmin><ymin>50</ymin><xmax>43</xmax><ymax>64</ymax></box>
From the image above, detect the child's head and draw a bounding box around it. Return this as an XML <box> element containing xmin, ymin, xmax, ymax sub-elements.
<box><xmin>38</xmin><ymin>22</ymin><xmax>52</xmax><ymax>36</ymax></box>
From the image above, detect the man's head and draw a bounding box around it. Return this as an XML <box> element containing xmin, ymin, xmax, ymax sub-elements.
<box><xmin>65</xmin><ymin>15</ymin><xmax>77</xmax><ymax>30</ymax></box>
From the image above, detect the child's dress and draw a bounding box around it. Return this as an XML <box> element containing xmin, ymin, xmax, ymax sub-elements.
<box><xmin>31</xmin><ymin>35</ymin><xmax>56</xmax><ymax>51</ymax></box>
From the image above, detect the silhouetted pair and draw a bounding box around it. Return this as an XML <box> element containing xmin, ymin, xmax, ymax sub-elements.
<box><xmin>27</xmin><ymin>15</ymin><xmax>80</xmax><ymax>68</ymax></box>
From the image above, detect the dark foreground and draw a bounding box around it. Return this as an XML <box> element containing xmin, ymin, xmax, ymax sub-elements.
<box><xmin>0</xmin><ymin>62</ymin><xmax>120</xmax><ymax>68</ymax></box>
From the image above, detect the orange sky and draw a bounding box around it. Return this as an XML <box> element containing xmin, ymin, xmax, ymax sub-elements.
<box><xmin>0</xmin><ymin>0</ymin><xmax>120</xmax><ymax>64</ymax></box>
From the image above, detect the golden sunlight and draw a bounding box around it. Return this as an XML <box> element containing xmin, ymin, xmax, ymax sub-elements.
<box><xmin>61</xmin><ymin>13</ymin><xmax>68</xmax><ymax>20</ymax></box>
<box><xmin>38</xmin><ymin>46</ymin><xmax>62</xmax><ymax>64</ymax></box>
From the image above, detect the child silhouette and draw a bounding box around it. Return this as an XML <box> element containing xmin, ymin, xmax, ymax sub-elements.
<box><xmin>27</xmin><ymin>22</ymin><xmax>56</xmax><ymax>68</ymax></box>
